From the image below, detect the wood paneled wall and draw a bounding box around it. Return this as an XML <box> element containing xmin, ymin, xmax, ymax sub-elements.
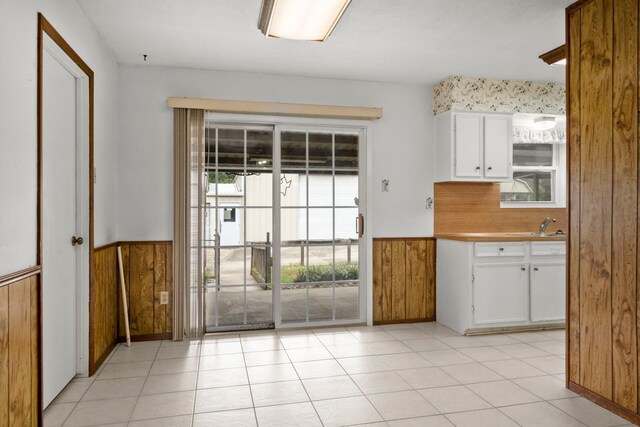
<box><xmin>0</xmin><ymin>275</ymin><xmax>40</xmax><ymax>426</ymax></box>
<box><xmin>117</xmin><ymin>243</ymin><xmax>173</xmax><ymax>340</ymax></box>
<box><xmin>434</xmin><ymin>182</ymin><xmax>568</xmax><ymax>234</ymax></box>
<box><xmin>91</xmin><ymin>246</ymin><xmax>118</xmax><ymax>373</ymax></box>
<box><xmin>91</xmin><ymin>242</ymin><xmax>173</xmax><ymax>375</ymax></box>
<box><xmin>372</xmin><ymin>238</ymin><xmax>436</xmax><ymax>324</ymax></box>
<box><xmin>567</xmin><ymin>0</ymin><xmax>640</xmax><ymax>423</ymax></box>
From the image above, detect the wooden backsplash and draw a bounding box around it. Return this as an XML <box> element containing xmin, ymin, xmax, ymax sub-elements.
<box><xmin>434</xmin><ymin>182</ymin><xmax>568</xmax><ymax>234</ymax></box>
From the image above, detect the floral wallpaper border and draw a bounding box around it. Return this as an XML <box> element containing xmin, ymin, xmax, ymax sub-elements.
<box><xmin>433</xmin><ymin>76</ymin><xmax>566</xmax><ymax>116</ymax></box>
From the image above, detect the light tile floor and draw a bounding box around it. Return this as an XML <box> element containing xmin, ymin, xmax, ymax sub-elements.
<box><xmin>44</xmin><ymin>323</ymin><xmax>635</xmax><ymax>427</ymax></box>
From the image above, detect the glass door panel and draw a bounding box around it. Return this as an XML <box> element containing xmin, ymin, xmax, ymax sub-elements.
<box><xmin>279</xmin><ymin>129</ymin><xmax>361</xmax><ymax>325</ymax></box>
<box><xmin>205</xmin><ymin>124</ymin><xmax>275</xmax><ymax>331</ymax></box>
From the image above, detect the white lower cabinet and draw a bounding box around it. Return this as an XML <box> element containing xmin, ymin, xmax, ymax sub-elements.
<box><xmin>473</xmin><ymin>263</ymin><xmax>529</xmax><ymax>325</ymax></box>
<box><xmin>436</xmin><ymin>238</ymin><xmax>566</xmax><ymax>334</ymax></box>
<box><xmin>530</xmin><ymin>262</ymin><xmax>566</xmax><ymax>322</ymax></box>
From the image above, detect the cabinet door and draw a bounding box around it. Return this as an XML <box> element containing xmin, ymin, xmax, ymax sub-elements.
<box><xmin>454</xmin><ymin>114</ymin><xmax>483</xmax><ymax>179</ymax></box>
<box><xmin>483</xmin><ymin>115</ymin><xmax>512</xmax><ymax>179</ymax></box>
<box><xmin>473</xmin><ymin>263</ymin><xmax>528</xmax><ymax>325</ymax></box>
<box><xmin>530</xmin><ymin>262</ymin><xmax>566</xmax><ymax>322</ymax></box>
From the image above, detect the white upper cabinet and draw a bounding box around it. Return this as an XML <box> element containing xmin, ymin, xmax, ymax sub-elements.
<box><xmin>435</xmin><ymin>111</ymin><xmax>513</xmax><ymax>182</ymax></box>
<box><xmin>483</xmin><ymin>116</ymin><xmax>511</xmax><ymax>179</ymax></box>
<box><xmin>453</xmin><ymin>114</ymin><xmax>483</xmax><ymax>178</ymax></box>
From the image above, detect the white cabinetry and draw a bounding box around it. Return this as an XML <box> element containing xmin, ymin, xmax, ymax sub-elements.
<box><xmin>473</xmin><ymin>263</ymin><xmax>529</xmax><ymax>325</ymax></box>
<box><xmin>530</xmin><ymin>262</ymin><xmax>566</xmax><ymax>322</ymax></box>
<box><xmin>436</xmin><ymin>238</ymin><xmax>566</xmax><ymax>334</ymax></box>
<box><xmin>453</xmin><ymin>114</ymin><xmax>483</xmax><ymax>178</ymax></box>
<box><xmin>435</xmin><ymin>111</ymin><xmax>513</xmax><ymax>182</ymax></box>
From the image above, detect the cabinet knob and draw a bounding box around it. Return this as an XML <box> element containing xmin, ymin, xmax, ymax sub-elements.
<box><xmin>533</xmin><ymin>267</ymin><xmax>539</xmax><ymax>271</ymax></box>
<box><xmin>499</xmin><ymin>247</ymin><xmax>504</xmax><ymax>251</ymax></box>
<box><xmin>487</xmin><ymin>166</ymin><xmax>493</xmax><ymax>171</ymax></box>
<box><xmin>475</xmin><ymin>166</ymin><xmax>481</xmax><ymax>170</ymax></box>
<box><xmin>521</xmin><ymin>267</ymin><xmax>526</xmax><ymax>271</ymax></box>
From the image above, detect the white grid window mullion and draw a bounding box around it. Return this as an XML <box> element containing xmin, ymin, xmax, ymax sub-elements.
<box><xmin>214</xmin><ymin>126</ymin><xmax>219</xmax><ymax>328</ymax></box>
<box><xmin>332</xmin><ymin>132</ymin><xmax>336</xmax><ymax>321</ymax></box>
<box><xmin>243</xmin><ymin>129</ymin><xmax>248</xmax><ymax>325</ymax></box>
<box><xmin>305</xmin><ymin>131</ymin><xmax>310</xmax><ymax>323</ymax></box>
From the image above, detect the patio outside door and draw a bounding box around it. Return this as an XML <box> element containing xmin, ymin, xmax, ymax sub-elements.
<box><xmin>203</xmin><ymin>121</ymin><xmax>364</xmax><ymax>332</ymax></box>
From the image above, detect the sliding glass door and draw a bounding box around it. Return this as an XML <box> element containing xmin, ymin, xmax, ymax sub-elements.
<box><xmin>277</xmin><ymin>128</ymin><xmax>361</xmax><ymax>325</ymax></box>
<box><xmin>203</xmin><ymin>125</ymin><xmax>275</xmax><ymax>331</ymax></box>
<box><xmin>202</xmin><ymin>120</ymin><xmax>363</xmax><ymax>332</ymax></box>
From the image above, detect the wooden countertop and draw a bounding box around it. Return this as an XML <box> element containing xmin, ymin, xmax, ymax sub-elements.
<box><xmin>435</xmin><ymin>232</ymin><xmax>567</xmax><ymax>242</ymax></box>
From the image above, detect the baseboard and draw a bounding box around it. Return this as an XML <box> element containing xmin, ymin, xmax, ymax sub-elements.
<box><xmin>568</xmin><ymin>381</ymin><xmax>640</xmax><ymax>425</ymax></box>
<box><xmin>373</xmin><ymin>317</ymin><xmax>436</xmax><ymax>325</ymax></box>
<box><xmin>118</xmin><ymin>333</ymin><xmax>172</xmax><ymax>342</ymax></box>
<box><xmin>89</xmin><ymin>340</ymin><xmax>117</xmax><ymax>376</ymax></box>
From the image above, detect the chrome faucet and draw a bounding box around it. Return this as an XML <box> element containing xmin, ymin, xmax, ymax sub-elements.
<box><xmin>540</xmin><ymin>217</ymin><xmax>556</xmax><ymax>236</ymax></box>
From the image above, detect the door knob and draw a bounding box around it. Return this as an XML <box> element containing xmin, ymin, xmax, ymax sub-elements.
<box><xmin>71</xmin><ymin>236</ymin><xmax>84</xmax><ymax>246</ymax></box>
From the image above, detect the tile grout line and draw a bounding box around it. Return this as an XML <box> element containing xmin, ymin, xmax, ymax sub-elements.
<box><xmin>187</xmin><ymin>340</ymin><xmax>203</xmax><ymax>426</ymax></box>
<box><xmin>313</xmin><ymin>327</ymin><xmax>389</xmax><ymax>425</ymax></box>
<box><xmin>280</xmin><ymin>330</ymin><xmax>327</xmax><ymax>426</ymax></box>
<box><xmin>52</xmin><ymin>342</ymin><xmax>119</xmax><ymax>426</ymax></box>
<box><xmin>125</xmin><ymin>342</ymin><xmax>161</xmax><ymax>424</ymax></box>
<box><xmin>239</xmin><ymin>335</ymin><xmax>261</xmax><ymax>427</ymax></box>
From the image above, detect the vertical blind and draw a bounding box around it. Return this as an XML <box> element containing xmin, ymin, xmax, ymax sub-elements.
<box><xmin>173</xmin><ymin>108</ymin><xmax>205</xmax><ymax>339</ymax></box>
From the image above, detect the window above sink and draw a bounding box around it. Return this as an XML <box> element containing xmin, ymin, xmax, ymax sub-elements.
<box><xmin>500</xmin><ymin>114</ymin><xmax>566</xmax><ymax>209</ymax></box>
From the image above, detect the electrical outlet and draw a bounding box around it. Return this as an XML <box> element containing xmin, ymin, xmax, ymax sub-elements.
<box><xmin>160</xmin><ymin>291</ymin><xmax>169</xmax><ymax>305</ymax></box>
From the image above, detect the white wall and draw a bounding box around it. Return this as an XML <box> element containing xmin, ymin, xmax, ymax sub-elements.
<box><xmin>117</xmin><ymin>65</ymin><xmax>434</xmax><ymax>240</ymax></box>
<box><xmin>0</xmin><ymin>0</ymin><xmax>119</xmax><ymax>276</ymax></box>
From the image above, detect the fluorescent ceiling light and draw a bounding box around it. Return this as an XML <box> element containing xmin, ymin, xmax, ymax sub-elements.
<box><xmin>533</xmin><ymin>116</ymin><xmax>557</xmax><ymax>131</ymax></box>
<box><xmin>258</xmin><ymin>0</ymin><xmax>352</xmax><ymax>42</ymax></box>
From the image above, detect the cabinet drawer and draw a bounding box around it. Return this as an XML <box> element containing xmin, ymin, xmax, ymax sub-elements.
<box><xmin>474</xmin><ymin>242</ymin><xmax>526</xmax><ymax>258</ymax></box>
<box><xmin>531</xmin><ymin>242</ymin><xmax>566</xmax><ymax>256</ymax></box>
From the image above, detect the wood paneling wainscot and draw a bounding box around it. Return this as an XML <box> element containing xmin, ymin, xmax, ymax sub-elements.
<box><xmin>567</xmin><ymin>0</ymin><xmax>640</xmax><ymax>423</ymax></box>
<box><xmin>90</xmin><ymin>245</ymin><xmax>118</xmax><ymax>373</ymax></box>
<box><xmin>373</xmin><ymin>238</ymin><xmax>436</xmax><ymax>324</ymax></box>
<box><xmin>91</xmin><ymin>242</ymin><xmax>173</xmax><ymax>375</ymax></box>
<box><xmin>0</xmin><ymin>275</ymin><xmax>40</xmax><ymax>426</ymax></box>
<box><xmin>434</xmin><ymin>182</ymin><xmax>568</xmax><ymax>234</ymax></box>
<box><xmin>117</xmin><ymin>242</ymin><xmax>173</xmax><ymax>341</ymax></box>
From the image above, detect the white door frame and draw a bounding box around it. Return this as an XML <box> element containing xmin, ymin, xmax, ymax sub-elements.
<box><xmin>205</xmin><ymin>113</ymin><xmax>374</xmax><ymax>327</ymax></box>
<box><xmin>42</xmin><ymin>35</ymin><xmax>90</xmax><ymax>377</ymax></box>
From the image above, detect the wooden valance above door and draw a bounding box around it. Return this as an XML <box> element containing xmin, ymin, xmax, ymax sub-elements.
<box><xmin>167</xmin><ymin>97</ymin><xmax>382</xmax><ymax>120</ymax></box>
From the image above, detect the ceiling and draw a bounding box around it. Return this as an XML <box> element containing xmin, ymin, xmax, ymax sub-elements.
<box><xmin>76</xmin><ymin>0</ymin><xmax>572</xmax><ymax>85</ymax></box>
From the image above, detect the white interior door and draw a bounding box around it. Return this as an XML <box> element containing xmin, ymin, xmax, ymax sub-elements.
<box><xmin>42</xmin><ymin>40</ymin><xmax>89</xmax><ymax>408</ymax></box>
